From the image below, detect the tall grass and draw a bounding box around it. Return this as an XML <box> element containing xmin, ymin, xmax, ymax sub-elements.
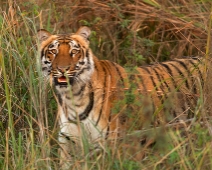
<box><xmin>0</xmin><ymin>2</ymin><xmax>58</xmax><ymax>169</ymax></box>
<box><xmin>0</xmin><ymin>0</ymin><xmax>212</xmax><ymax>169</ymax></box>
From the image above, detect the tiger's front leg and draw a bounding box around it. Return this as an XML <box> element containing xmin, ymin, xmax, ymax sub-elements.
<box><xmin>57</xmin><ymin>108</ymin><xmax>81</xmax><ymax>169</ymax></box>
<box><xmin>58</xmin><ymin>133</ymin><xmax>73</xmax><ymax>169</ymax></box>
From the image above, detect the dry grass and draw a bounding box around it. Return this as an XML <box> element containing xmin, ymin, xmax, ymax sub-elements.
<box><xmin>0</xmin><ymin>0</ymin><xmax>212</xmax><ymax>169</ymax></box>
<box><xmin>13</xmin><ymin>0</ymin><xmax>210</xmax><ymax>62</ymax></box>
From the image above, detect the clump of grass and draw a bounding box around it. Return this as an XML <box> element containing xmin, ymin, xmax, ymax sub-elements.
<box><xmin>0</xmin><ymin>0</ymin><xmax>212</xmax><ymax>169</ymax></box>
<box><xmin>0</xmin><ymin>2</ymin><xmax>58</xmax><ymax>169</ymax></box>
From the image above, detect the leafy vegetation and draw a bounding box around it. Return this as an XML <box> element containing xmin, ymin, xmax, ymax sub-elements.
<box><xmin>0</xmin><ymin>0</ymin><xmax>212</xmax><ymax>169</ymax></box>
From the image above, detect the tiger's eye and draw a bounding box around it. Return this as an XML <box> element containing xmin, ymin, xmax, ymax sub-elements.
<box><xmin>72</xmin><ymin>49</ymin><xmax>78</xmax><ymax>54</ymax></box>
<box><xmin>51</xmin><ymin>49</ymin><xmax>57</xmax><ymax>54</ymax></box>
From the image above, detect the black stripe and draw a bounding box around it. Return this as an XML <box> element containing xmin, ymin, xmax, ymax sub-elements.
<box><xmin>189</xmin><ymin>59</ymin><xmax>204</xmax><ymax>87</ymax></box>
<box><xmin>67</xmin><ymin>105</ymin><xmax>77</xmax><ymax>114</ymax></box>
<box><xmin>78</xmin><ymin>83</ymin><xmax>94</xmax><ymax>121</ymax></box>
<box><xmin>190</xmin><ymin>57</ymin><xmax>199</xmax><ymax>60</ymax></box>
<box><xmin>154</xmin><ymin>67</ymin><xmax>171</xmax><ymax>92</ymax></box>
<box><xmin>152</xmin><ymin>67</ymin><xmax>172</xmax><ymax>110</ymax></box>
<box><xmin>75</xmin><ymin>50</ymin><xmax>91</xmax><ymax>74</ymax></box>
<box><xmin>105</xmin><ymin>113</ymin><xmax>112</xmax><ymax>140</ymax></box>
<box><xmin>77</xmin><ymin>65</ymin><xmax>91</xmax><ymax>76</ymax></box>
<box><xmin>172</xmin><ymin>110</ymin><xmax>178</xmax><ymax>119</ymax></box>
<box><xmin>60</xmin><ymin>132</ymin><xmax>71</xmax><ymax>141</ymax></box>
<box><xmin>48</xmin><ymin>43</ymin><xmax>54</xmax><ymax>48</ymax></box>
<box><xmin>44</xmin><ymin>61</ymin><xmax>51</xmax><ymax>64</ymax></box>
<box><xmin>94</xmin><ymin>63</ymin><xmax>99</xmax><ymax>74</ymax></box>
<box><xmin>73</xmin><ymin>84</ymin><xmax>86</xmax><ymax>96</ymax></box>
<box><xmin>41</xmin><ymin>49</ymin><xmax>45</xmax><ymax>59</ymax></box>
<box><xmin>111</xmin><ymin>62</ymin><xmax>124</xmax><ymax>83</ymax></box>
<box><xmin>42</xmin><ymin>49</ymin><xmax>49</xmax><ymax>63</ymax></box>
<box><xmin>160</xmin><ymin>63</ymin><xmax>178</xmax><ymax>90</ymax></box>
<box><xmin>58</xmin><ymin>36</ymin><xmax>71</xmax><ymax>41</ymax></box>
<box><xmin>67</xmin><ymin>117</ymin><xmax>77</xmax><ymax>125</ymax></box>
<box><xmin>60</xmin><ymin>132</ymin><xmax>76</xmax><ymax>144</ymax></box>
<box><xmin>57</xmin><ymin>93</ymin><xmax>63</xmax><ymax>106</ymax></box>
<box><xmin>75</xmin><ymin>49</ymin><xmax>91</xmax><ymax>76</ymax></box>
<box><xmin>96</xmin><ymin>62</ymin><xmax>107</xmax><ymax>125</ymax></box>
<box><xmin>174</xmin><ymin>60</ymin><xmax>197</xmax><ymax>93</ymax></box>
<box><xmin>103</xmin><ymin>61</ymin><xmax>113</xmax><ymax>76</ymax></box>
<box><xmin>174</xmin><ymin>60</ymin><xmax>189</xmax><ymax>70</ymax></box>
<box><xmin>41</xmin><ymin>45</ymin><xmax>49</xmax><ymax>58</ymax></box>
<box><xmin>152</xmin><ymin>67</ymin><xmax>165</xmax><ymax>93</ymax></box>
<box><xmin>169</xmin><ymin>63</ymin><xmax>189</xmax><ymax>89</ymax></box>
<box><xmin>142</xmin><ymin>66</ymin><xmax>158</xmax><ymax>91</ymax></box>
<box><xmin>66</xmin><ymin>95</ymin><xmax>71</xmax><ymax>100</ymax></box>
<box><xmin>86</xmin><ymin>49</ymin><xmax>91</xmax><ymax>65</ymax></box>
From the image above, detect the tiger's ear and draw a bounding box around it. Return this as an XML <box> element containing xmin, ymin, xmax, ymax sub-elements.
<box><xmin>76</xmin><ymin>26</ymin><xmax>91</xmax><ymax>40</ymax></box>
<box><xmin>37</xmin><ymin>29</ymin><xmax>52</xmax><ymax>42</ymax></box>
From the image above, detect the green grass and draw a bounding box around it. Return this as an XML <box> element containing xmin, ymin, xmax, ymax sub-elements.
<box><xmin>0</xmin><ymin>0</ymin><xmax>212</xmax><ymax>169</ymax></box>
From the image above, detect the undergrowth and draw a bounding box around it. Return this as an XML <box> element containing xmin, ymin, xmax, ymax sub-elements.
<box><xmin>0</xmin><ymin>0</ymin><xmax>212</xmax><ymax>169</ymax></box>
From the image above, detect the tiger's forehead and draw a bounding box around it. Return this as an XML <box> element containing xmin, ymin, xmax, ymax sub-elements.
<box><xmin>46</xmin><ymin>35</ymin><xmax>77</xmax><ymax>46</ymax></box>
<box><xmin>40</xmin><ymin>34</ymin><xmax>89</xmax><ymax>50</ymax></box>
<box><xmin>56</xmin><ymin>37</ymin><xmax>78</xmax><ymax>46</ymax></box>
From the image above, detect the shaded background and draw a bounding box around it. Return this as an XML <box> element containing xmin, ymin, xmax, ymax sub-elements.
<box><xmin>1</xmin><ymin>0</ymin><xmax>210</xmax><ymax>65</ymax></box>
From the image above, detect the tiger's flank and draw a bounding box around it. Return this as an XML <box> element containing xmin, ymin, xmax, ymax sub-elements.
<box><xmin>37</xmin><ymin>26</ymin><xmax>204</xmax><ymax>168</ymax></box>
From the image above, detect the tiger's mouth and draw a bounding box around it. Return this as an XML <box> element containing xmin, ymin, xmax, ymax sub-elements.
<box><xmin>55</xmin><ymin>76</ymin><xmax>74</xmax><ymax>86</ymax></box>
<box><xmin>58</xmin><ymin>76</ymin><xmax>67</xmax><ymax>83</ymax></box>
<box><xmin>56</xmin><ymin>76</ymin><xmax>68</xmax><ymax>86</ymax></box>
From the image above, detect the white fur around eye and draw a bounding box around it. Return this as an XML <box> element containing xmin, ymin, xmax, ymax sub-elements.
<box><xmin>69</xmin><ymin>40</ymin><xmax>78</xmax><ymax>47</ymax></box>
<box><xmin>51</xmin><ymin>40</ymin><xmax>59</xmax><ymax>47</ymax></box>
<box><xmin>48</xmin><ymin>40</ymin><xmax>59</xmax><ymax>52</ymax></box>
<box><xmin>71</xmin><ymin>49</ymin><xmax>78</xmax><ymax>54</ymax></box>
<box><xmin>69</xmin><ymin>40</ymin><xmax>80</xmax><ymax>57</ymax></box>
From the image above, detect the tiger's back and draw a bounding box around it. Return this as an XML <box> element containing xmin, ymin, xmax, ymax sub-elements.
<box><xmin>107</xmin><ymin>57</ymin><xmax>203</xmax><ymax>131</ymax></box>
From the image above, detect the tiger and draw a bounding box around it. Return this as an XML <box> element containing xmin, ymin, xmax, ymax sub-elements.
<box><xmin>37</xmin><ymin>26</ymin><xmax>204</xmax><ymax>167</ymax></box>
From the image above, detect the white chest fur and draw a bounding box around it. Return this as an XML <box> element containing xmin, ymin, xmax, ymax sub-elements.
<box><xmin>58</xmin><ymin>103</ymin><xmax>104</xmax><ymax>144</ymax></box>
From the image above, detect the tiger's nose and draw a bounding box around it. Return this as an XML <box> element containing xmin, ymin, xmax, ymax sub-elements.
<box><xmin>57</xmin><ymin>66</ymin><xmax>70</xmax><ymax>73</ymax></box>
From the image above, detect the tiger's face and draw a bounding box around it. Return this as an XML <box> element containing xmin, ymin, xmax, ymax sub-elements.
<box><xmin>37</xmin><ymin>27</ymin><xmax>94</xmax><ymax>89</ymax></box>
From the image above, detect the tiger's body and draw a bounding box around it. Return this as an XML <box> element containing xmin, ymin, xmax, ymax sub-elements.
<box><xmin>37</xmin><ymin>26</ymin><xmax>204</xmax><ymax>166</ymax></box>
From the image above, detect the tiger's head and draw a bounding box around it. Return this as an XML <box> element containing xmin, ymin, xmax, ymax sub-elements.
<box><xmin>37</xmin><ymin>27</ymin><xmax>94</xmax><ymax>89</ymax></box>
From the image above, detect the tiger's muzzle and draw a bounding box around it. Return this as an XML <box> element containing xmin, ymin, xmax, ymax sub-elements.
<box><xmin>53</xmin><ymin>66</ymin><xmax>76</xmax><ymax>87</ymax></box>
